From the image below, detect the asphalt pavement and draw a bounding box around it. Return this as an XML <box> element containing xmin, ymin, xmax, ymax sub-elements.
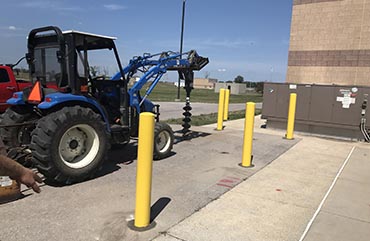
<box><xmin>1</xmin><ymin>108</ymin><xmax>369</xmax><ymax>241</ymax></box>
<box><xmin>0</xmin><ymin>112</ymin><xmax>293</xmax><ymax>241</ymax></box>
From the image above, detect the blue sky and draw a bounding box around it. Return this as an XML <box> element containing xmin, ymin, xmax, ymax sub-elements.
<box><xmin>0</xmin><ymin>0</ymin><xmax>293</xmax><ymax>82</ymax></box>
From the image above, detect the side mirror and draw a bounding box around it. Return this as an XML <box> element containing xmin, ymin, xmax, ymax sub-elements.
<box><xmin>25</xmin><ymin>53</ymin><xmax>33</xmax><ymax>63</ymax></box>
<box><xmin>25</xmin><ymin>53</ymin><xmax>35</xmax><ymax>73</ymax></box>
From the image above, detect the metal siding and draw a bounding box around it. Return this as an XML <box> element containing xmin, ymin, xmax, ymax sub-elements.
<box><xmin>275</xmin><ymin>84</ymin><xmax>290</xmax><ymax>118</ymax></box>
<box><xmin>262</xmin><ymin>82</ymin><xmax>370</xmax><ymax>139</ymax></box>
<box><xmin>331</xmin><ymin>86</ymin><xmax>361</xmax><ymax>125</ymax></box>
<box><xmin>261</xmin><ymin>83</ymin><xmax>279</xmax><ymax>117</ymax></box>
<box><xmin>295</xmin><ymin>85</ymin><xmax>312</xmax><ymax>120</ymax></box>
<box><xmin>308</xmin><ymin>86</ymin><xmax>335</xmax><ymax>122</ymax></box>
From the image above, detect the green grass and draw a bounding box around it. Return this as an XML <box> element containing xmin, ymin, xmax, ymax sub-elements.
<box><xmin>166</xmin><ymin>109</ymin><xmax>262</xmax><ymax>126</ymax></box>
<box><xmin>141</xmin><ymin>82</ymin><xmax>263</xmax><ymax>103</ymax></box>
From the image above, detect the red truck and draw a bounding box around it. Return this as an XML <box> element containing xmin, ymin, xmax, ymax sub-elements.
<box><xmin>0</xmin><ymin>60</ymin><xmax>32</xmax><ymax>112</ymax></box>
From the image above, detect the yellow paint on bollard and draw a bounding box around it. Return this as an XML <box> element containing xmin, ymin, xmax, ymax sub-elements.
<box><xmin>217</xmin><ymin>89</ymin><xmax>226</xmax><ymax>130</ymax></box>
<box><xmin>223</xmin><ymin>89</ymin><xmax>230</xmax><ymax>121</ymax></box>
<box><xmin>241</xmin><ymin>102</ymin><xmax>255</xmax><ymax>167</ymax></box>
<box><xmin>286</xmin><ymin>93</ymin><xmax>297</xmax><ymax>140</ymax></box>
<box><xmin>134</xmin><ymin>112</ymin><xmax>155</xmax><ymax>228</ymax></box>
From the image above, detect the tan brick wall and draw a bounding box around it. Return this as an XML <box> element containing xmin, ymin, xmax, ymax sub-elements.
<box><xmin>193</xmin><ymin>78</ymin><xmax>217</xmax><ymax>89</ymax></box>
<box><xmin>287</xmin><ymin>66</ymin><xmax>370</xmax><ymax>85</ymax></box>
<box><xmin>289</xmin><ymin>0</ymin><xmax>366</xmax><ymax>51</ymax></box>
<box><xmin>287</xmin><ymin>0</ymin><xmax>370</xmax><ymax>86</ymax></box>
<box><xmin>293</xmin><ymin>0</ymin><xmax>344</xmax><ymax>5</ymax></box>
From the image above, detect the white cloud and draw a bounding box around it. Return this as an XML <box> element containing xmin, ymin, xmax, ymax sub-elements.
<box><xmin>21</xmin><ymin>1</ymin><xmax>82</xmax><ymax>11</ymax></box>
<box><xmin>103</xmin><ymin>4</ymin><xmax>127</xmax><ymax>11</ymax></box>
<box><xmin>0</xmin><ymin>26</ymin><xmax>22</xmax><ymax>31</ymax></box>
<box><xmin>0</xmin><ymin>26</ymin><xmax>24</xmax><ymax>35</ymax></box>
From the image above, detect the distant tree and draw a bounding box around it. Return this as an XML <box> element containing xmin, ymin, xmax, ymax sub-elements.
<box><xmin>89</xmin><ymin>66</ymin><xmax>110</xmax><ymax>78</ymax></box>
<box><xmin>90</xmin><ymin>66</ymin><xmax>99</xmax><ymax>77</ymax></box>
<box><xmin>245</xmin><ymin>81</ymin><xmax>257</xmax><ymax>88</ymax></box>
<box><xmin>102</xmin><ymin>66</ymin><xmax>109</xmax><ymax>77</ymax></box>
<box><xmin>234</xmin><ymin>75</ymin><xmax>244</xmax><ymax>83</ymax></box>
<box><xmin>226</xmin><ymin>80</ymin><xmax>233</xmax><ymax>83</ymax></box>
<box><xmin>255</xmin><ymin>81</ymin><xmax>265</xmax><ymax>93</ymax></box>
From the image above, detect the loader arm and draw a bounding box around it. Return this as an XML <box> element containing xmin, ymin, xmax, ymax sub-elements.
<box><xmin>111</xmin><ymin>50</ymin><xmax>208</xmax><ymax>114</ymax></box>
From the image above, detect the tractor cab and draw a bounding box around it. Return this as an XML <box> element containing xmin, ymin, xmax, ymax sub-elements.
<box><xmin>21</xmin><ymin>26</ymin><xmax>129</xmax><ymax>126</ymax></box>
<box><xmin>25</xmin><ymin>26</ymin><xmax>126</xmax><ymax>95</ymax></box>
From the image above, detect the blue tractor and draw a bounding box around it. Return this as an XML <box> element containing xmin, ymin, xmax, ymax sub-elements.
<box><xmin>0</xmin><ymin>26</ymin><xmax>208</xmax><ymax>184</ymax></box>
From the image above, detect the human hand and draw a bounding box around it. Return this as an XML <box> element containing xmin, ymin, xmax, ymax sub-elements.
<box><xmin>18</xmin><ymin>168</ymin><xmax>43</xmax><ymax>193</ymax></box>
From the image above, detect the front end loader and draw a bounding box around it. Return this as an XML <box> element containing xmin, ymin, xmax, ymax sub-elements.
<box><xmin>0</xmin><ymin>26</ymin><xmax>208</xmax><ymax>184</ymax></box>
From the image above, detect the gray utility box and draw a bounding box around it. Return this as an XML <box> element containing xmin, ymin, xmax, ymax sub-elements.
<box><xmin>262</xmin><ymin>82</ymin><xmax>370</xmax><ymax>140</ymax></box>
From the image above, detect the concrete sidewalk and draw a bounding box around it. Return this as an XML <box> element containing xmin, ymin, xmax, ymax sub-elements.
<box><xmin>153</xmin><ymin>117</ymin><xmax>370</xmax><ymax>241</ymax></box>
<box><xmin>0</xmin><ymin>116</ymin><xmax>297</xmax><ymax>241</ymax></box>
<box><xmin>2</xmin><ymin>115</ymin><xmax>369</xmax><ymax>241</ymax></box>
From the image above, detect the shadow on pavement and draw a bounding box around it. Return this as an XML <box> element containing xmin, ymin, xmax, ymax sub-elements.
<box><xmin>45</xmin><ymin>129</ymin><xmax>211</xmax><ymax>186</ymax></box>
<box><xmin>150</xmin><ymin>197</ymin><xmax>172</xmax><ymax>222</ymax></box>
<box><xmin>96</xmin><ymin>143</ymin><xmax>138</xmax><ymax>177</ymax></box>
<box><xmin>174</xmin><ymin>130</ymin><xmax>211</xmax><ymax>144</ymax></box>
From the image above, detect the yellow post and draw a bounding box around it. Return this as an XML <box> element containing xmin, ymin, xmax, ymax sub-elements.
<box><xmin>241</xmin><ymin>102</ymin><xmax>255</xmax><ymax>167</ymax></box>
<box><xmin>223</xmin><ymin>89</ymin><xmax>230</xmax><ymax>121</ymax></box>
<box><xmin>217</xmin><ymin>89</ymin><xmax>226</xmax><ymax>130</ymax></box>
<box><xmin>134</xmin><ymin>112</ymin><xmax>155</xmax><ymax>228</ymax></box>
<box><xmin>286</xmin><ymin>93</ymin><xmax>297</xmax><ymax>140</ymax></box>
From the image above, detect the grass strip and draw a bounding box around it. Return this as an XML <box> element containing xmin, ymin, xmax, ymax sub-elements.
<box><xmin>143</xmin><ymin>82</ymin><xmax>263</xmax><ymax>103</ymax></box>
<box><xmin>166</xmin><ymin>109</ymin><xmax>262</xmax><ymax>126</ymax></box>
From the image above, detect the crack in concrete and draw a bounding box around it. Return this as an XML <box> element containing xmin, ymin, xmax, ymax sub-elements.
<box><xmin>165</xmin><ymin>233</ymin><xmax>187</xmax><ymax>241</ymax></box>
<box><xmin>321</xmin><ymin>210</ymin><xmax>370</xmax><ymax>224</ymax></box>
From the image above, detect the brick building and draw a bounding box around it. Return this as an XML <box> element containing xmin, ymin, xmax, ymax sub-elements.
<box><xmin>286</xmin><ymin>0</ymin><xmax>370</xmax><ymax>86</ymax></box>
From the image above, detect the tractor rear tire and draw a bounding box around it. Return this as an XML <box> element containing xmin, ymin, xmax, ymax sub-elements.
<box><xmin>30</xmin><ymin>106</ymin><xmax>109</xmax><ymax>184</ymax></box>
<box><xmin>153</xmin><ymin>122</ymin><xmax>174</xmax><ymax>160</ymax></box>
<box><xmin>0</xmin><ymin>106</ymin><xmax>36</xmax><ymax>148</ymax></box>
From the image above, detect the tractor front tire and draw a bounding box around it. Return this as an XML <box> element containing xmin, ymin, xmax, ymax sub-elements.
<box><xmin>30</xmin><ymin>106</ymin><xmax>109</xmax><ymax>184</ymax></box>
<box><xmin>153</xmin><ymin>122</ymin><xmax>174</xmax><ymax>160</ymax></box>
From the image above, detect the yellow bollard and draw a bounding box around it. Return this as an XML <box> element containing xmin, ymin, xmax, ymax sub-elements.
<box><xmin>223</xmin><ymin>89</ymin><xmax>230</xmax><ymax>121</ymax></box>
<box><xmin>285</xmin><ymin>93</ymin><xmax>297</xmax><ymax>140</ymax></box>
<box><xmin>217</xmin><ymin>89</ymin><xmax>226</xmax><ymax>131</ymax></box>
<box><xmin>134</xmin><ymin>112</ymin><xmax>155</xmax><ymax>228</ymax></box>
<box><xmin>241</xmin><ymin>102</ymin><xmax>255</xmax><ymax>167</ymax></box>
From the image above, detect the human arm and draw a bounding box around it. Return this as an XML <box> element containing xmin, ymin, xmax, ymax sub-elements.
<box><xmin>0</xmin><ymin>154</ymin><xmax>42</xmax><ymax>193</ymax></box>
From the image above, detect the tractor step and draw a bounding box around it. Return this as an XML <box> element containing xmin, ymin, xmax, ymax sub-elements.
<box><xmin>110</xmin><ymin>124</ymin><xmax>130</xmax><ymax>145</ymax></box>
<box><xmin>110</xmin><ymin>124</ymin><xmax>129</xmax><ymax>132</ymax></box>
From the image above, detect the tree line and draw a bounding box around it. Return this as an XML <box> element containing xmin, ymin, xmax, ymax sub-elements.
<box><xmin>219</xmin><ymin>75</ymin><xmax>265</xmax><ymax>93</ymax></box>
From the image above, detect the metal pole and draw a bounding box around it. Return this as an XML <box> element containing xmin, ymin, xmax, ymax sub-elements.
<box><xmin>134</xmin><ymin>112</ymin><xmax>155</xmax><ymax>228</ymax></box>
<box><xmin>217</xmin><ymin>89</ymin><xmax>226</xmax><ymax>131</ymax></box>
<box><xmin>223</xmin><ymin>89</ymin><xmax>230</xmax><ymax>121</ymax></box>
<box><xmin>177</xmin><ymin>0</ymin><xmax>186</xmax><ymax>100</ymax></box>
<box><xmin>241</xmin><ymin>102</ymin><xmax>255</xmax><ymax>167</ymax></box>
<box><xmin>285</xmin><ymin>93</ymin><xmax>297</xmax><ymax>140</ymax></box>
